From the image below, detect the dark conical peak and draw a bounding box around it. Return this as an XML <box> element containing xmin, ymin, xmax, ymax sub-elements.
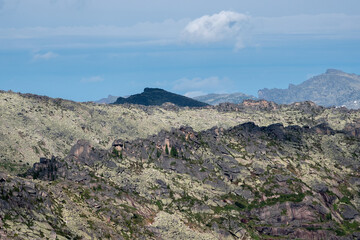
<box><xmin>143</xmin><ymin>88</ymin><xmax>166</xmax><ymax>93</ymax></box>
<box><xmin>325</xmin><ymin>69</ymin><xmax>344</xmax><ymax>75</ymax></box>
<box><xmin>114</xmin><ymin>87</ymin><xmax>208</xmax><ymax>107</ymax></box>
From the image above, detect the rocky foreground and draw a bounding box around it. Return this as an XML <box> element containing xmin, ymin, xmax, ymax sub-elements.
<box><xmin>0</xmin><ymin>121</ymin><xmax>360</xmax><ymax>239</ymax></box>
<box><xmin>1</xmin><ymin>91</ymin><xmax>360</xmax><ymax>239</ymax></box>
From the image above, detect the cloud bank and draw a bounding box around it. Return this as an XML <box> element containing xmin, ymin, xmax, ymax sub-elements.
<box><xmin>0</xmin><ymin>9</ymin><xmax>360</xmax><ymax>50</ymax></box>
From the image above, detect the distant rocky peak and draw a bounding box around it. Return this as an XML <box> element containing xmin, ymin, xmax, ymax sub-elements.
<box><xmin>114</xmin><ymin>87</ymin><xmax>208</xmax><ymax>107</ymax></box>
<box><xmin>258</xmin><ymin>69</ymin><xmax>360</xmax><ymax>109</ymax></box>
<box><xmin>325</xmin><ymin>69</ymin><xmax>345</xmax><ymax>75</ymax></box>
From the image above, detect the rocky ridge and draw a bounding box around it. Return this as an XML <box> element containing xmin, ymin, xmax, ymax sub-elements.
<box><xmin>2</xmin><ymin>90</ymin><xmax>360</xmax><ymax>176</ymax></box>
<box><xmin>258</xmin><ymin>69</ymin><xmax>360</xmax><ymax>108</ymax></box>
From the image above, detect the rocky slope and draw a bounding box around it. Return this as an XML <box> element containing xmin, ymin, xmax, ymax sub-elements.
<box><xmin>114</xmin><ymin>88</ymin><xmax>208</xmax><ymax>107</ymax></box>
<box><xmin>1</xmin><ymin>120</ymin><xmax>360</xmax><ymax>239</ymax></box>
<box><xmin>258</xmin><ymin>69</ymin><xmax>360</xmax><ymax>108</ymax></box>
<box><xmin>1</xmin><ymin>91</ymin><xmax>360</xmax><ymax>239</ymax></box>
<box><xmin>2</xmin><ymin>91</ymin><xmax>360</xmax><ymax>176</ymax></box>
<box><xmin>194</xmin><ymin>93</ymin><xmax>257</xmax><ymax>105</ymax></box>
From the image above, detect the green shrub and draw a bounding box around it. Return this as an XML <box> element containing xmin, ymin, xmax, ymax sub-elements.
<box><xmin>340</xmin><ymin>196</ymin><xmax>351</xmax><ymax>204</ymax></box>
<box><xmin>170</xmin><ymin>147</ymin><xmax>178</xmax><ymax>158</ymax></box>
<box><xmin>325</xmin><ymin>212</ymin><xmax>332</xmax><ymax>220</ymax></box>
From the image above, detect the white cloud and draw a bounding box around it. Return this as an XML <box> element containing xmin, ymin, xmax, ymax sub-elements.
<box><xmin>33</xmin><ymin>51</ymin><xmax>58</xmax><ymax>60</ymax></box>
<box><xmin>81</xmin><ymin>76</ymin><xmax>104</xmax><ymax>83</ymax></box>
<box><xmin>173</xmin><ymin>77</ymin><xmax>233</xmax><ymax>95</ymax></box>
<box><xmin>0</xmin><ymin>10</ymin><xmax>359</xmax><ymax>50</ymax></box>
<box><xmin>183</xmin><ymin>12</ymin><xmax>360</xmax><ymax>48</ymax></box>
<box><xmin>182</xmin><ymin>11</ymin><xmax>250</xmax><ymax>48</ymax></box>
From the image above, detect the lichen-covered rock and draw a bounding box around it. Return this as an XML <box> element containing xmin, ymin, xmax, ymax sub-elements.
<box><xmin>2</xmin><ymin>91</ymin><xmax>360</xmax><ymax>239</ymax></box>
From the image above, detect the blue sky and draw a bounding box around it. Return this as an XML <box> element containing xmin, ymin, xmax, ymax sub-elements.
<box><xmin>1</xmin><ymin>0</ymin><xmax>360</xmax><ymax>101</ymax></box>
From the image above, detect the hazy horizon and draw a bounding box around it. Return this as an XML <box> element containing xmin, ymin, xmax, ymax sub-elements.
<box><xmin>1</xmin><ymin>0</ymin><xmax>359</xmax><ymax>101</ymax></box>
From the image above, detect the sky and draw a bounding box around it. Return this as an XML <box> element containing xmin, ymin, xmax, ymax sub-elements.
<box><xmin>1</xmin><ymin>0</ymin><xmax>360</xmax><ymax>101</ymax></box>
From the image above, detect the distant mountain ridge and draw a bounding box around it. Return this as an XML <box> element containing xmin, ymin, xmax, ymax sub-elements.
<box><xmin>194</xmin><ymin>92</ymin><xmax>257</xmax><ymax>105</ymax></box>
<box><xmin>258</xmin><ymin>69</ymin><xmax>360</xmax><ymax>108</ymax></box>
<box><xmin>97</xmin><ymin>69</ymin><xmax>360</xmax><ymax>109</ymax></box>
<box><xmin>94</xmin><ymin>95</ymin><xmax>119</xmax><ymax>104</ymax></box>
<box><xmin>114</xmin><ymin>88</ymin><xmax>208</xmax><ymax>107</ymax></box>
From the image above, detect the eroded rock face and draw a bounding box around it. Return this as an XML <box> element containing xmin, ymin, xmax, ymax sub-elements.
<box><xmin>68</xmin><ymin>140</ymin><xmax>107</xmax><ymax>166</ymax></box>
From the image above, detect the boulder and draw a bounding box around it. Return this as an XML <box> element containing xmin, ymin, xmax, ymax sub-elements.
<box><xmin>341</xmin><ymin>205</ymin><xmax>359</xmax><ymax>220</ymax></box>
<box><xmin>313</xmin><ymin>183</ymin><xmax>328</xmax><ymax>194</ymax></box>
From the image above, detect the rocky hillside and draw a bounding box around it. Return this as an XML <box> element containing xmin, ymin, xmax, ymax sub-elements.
<box><xmin>1</xmin><ymin>120</ymin><xmax>360</xmax><ymax>239</ymax></box>
<box><xmin>258</xmin><ymin>69</ymin><xmax>360</xmax><ymax>108</ymax></box>
<box><xmin>194</xmin><ymin>93</ymin><xmax>257</xmax><ymax>105</ymax></box>
<box><xmin>2</xmin><ymin>91</ymin><xmax>360</xmax><ymax>175</ymax></box>
<box><xmin>114</xmin><ymin>88</ymin><xmax>208</xmax><ymax>107</ymax></box>
<box><xmin>1</xmin><ymin>91</ymin><xmax>360</xmax><ymax>239</ymax></box>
